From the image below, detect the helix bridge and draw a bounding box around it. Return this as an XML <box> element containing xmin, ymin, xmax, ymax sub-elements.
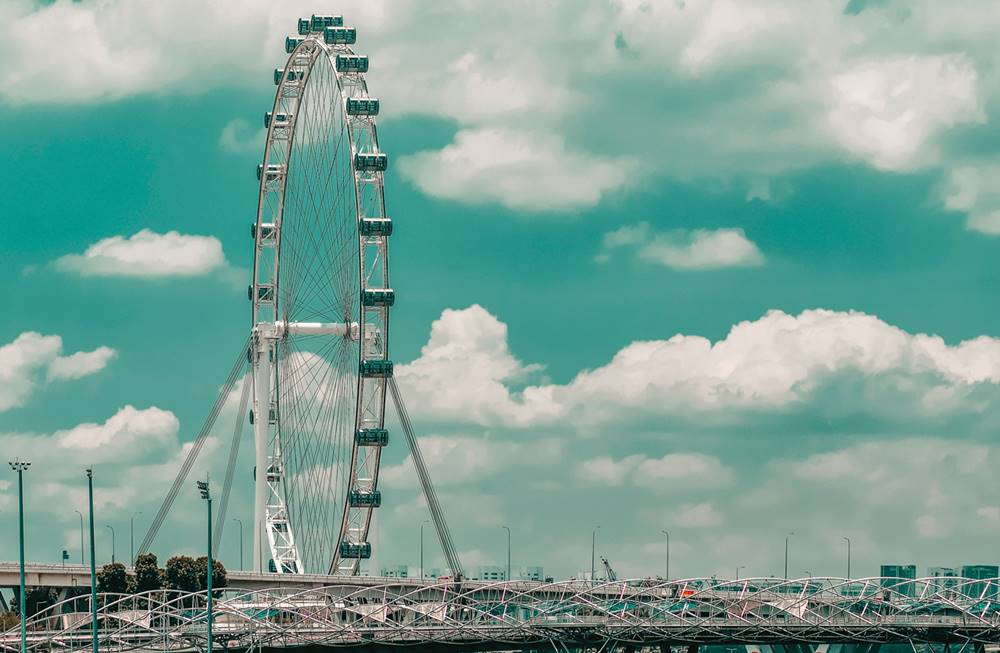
<box><xmin>5</xmin><ymin>577</ymin><xmax>1000</xmax><ymax>652</ymax></box>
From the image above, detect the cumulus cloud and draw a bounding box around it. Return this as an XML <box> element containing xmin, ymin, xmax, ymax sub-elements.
<box><xmin>597</xmin><ymin>223</ymin><xmax>765</xmax><ymax>269</ymax></box>
<box><xmin>3</xmin><ymin>1</ymin><xmax>998</xmax><ymax>220</ymax></box>
<box><xmin>398</xmin><ymin>128</ymin><xmax>636</xmax><ymax>212</ymax></box>
<box><xmin>0</xmin><ymin>332</ymin><xmax>116</xmax><ymax>412</ymax></box>
<box><xmin>401</xmin><ymin>305</ymin><xmax>1000</xmax><ymax>430</ymax></box>
<box><xmin>827</xmin><ymin>54</ymin><xmax>982</xmax><ymax>171</ymax></box>
<box><xmin>54</xmin><ymin>229</ymin><xmax>229</xmax><ymax>278</ymax></box>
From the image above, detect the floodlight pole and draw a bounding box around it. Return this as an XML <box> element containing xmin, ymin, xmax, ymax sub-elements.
<box><xmin>9</xmin><ymin>460</ymin><xmax>31</xmax><ymax>653</ymax></box>
<box><xmin>86</xmin><ymin>468</ymin><xmax>98</xmax><ymax>653</ymax></box>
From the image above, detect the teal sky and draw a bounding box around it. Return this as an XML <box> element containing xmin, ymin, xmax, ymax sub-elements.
<box><xmin>3</xmin><ymin>0</ymin><xmax>1000</xmax><ymax>581</ymax></box>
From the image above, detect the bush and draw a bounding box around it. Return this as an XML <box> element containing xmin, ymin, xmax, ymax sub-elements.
<box><xmin>97</xmin><ymin>563</ymin><xmax>129</xmax><ymax>594</ymax></box>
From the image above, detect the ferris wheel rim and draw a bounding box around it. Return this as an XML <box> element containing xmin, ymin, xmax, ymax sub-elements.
<box><xmin>249</xmin><ymin>21</ymin><xmax>390</xmax><ymax>576</ymax></box>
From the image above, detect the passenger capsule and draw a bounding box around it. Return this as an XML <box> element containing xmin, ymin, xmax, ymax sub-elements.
<box><xmin>348</xmin><ymin>490</ymin><xmax>382</xmax><ymax>508</ymax></box>
<box><xmin>251</xmin><ymin>222</ymin><xmax>277</xmax><ymax>240</ymax></box>
<box><xmin>354</xmin><ymin>152</ymin><xmax>388</xmax><ymax>172</ymax></box>
<box><xmin>274</xmin><ymin>68</ymin><xmax>304</xmax><ymax>85</ymax></box>
<box><xmin>312</xmin><ymin>14</ymin><xmax>343</xmax><ymax>29</ymax></box>
<box><xmin>297</xmin><ymin>18</ymin><xmax>311</xmax><ymax>35</ymax></box>
<box><xmin>336</xmin><ymin>55</ymin><xmax>369</xmax><ymax>73</ymax></box>
<box><xmin>257</xmin><ymin>163</ymin><xmax>285</xmax><ymax>180</ymax></box>
<box><xmin>360</xmin><ymin>359</ymin><xmax>393</xmax><ymax>378</ymax></box>
<box><xmin>346</xmin><ymin>98</ymin><xmax>379</xmax><ymax>116</ymax></box>
<box><xmin>362</xmin><ymin>289</ymin><xmax>395</xmax><ymax>307</ymax></box>
<box><xmin>264</xmin><ymin>112</ymin><xmax>292</xmax><ymax>128</ymax></box>
<box><xmin>360</xmin><ymin>217</ymin><xmax>392</xmax><ymax>236</ymax></box>
<box><xmin>339</xmin><ymin>541</ymin><xmax>372</xmax><ymax>559</ymax></box>
<box><xmin>324</xmin><ymin>27</ymin><xmax>357</xmax><ymax>45</ymax></box>
<box><xmin>285</xmin><ymin>37</ymin><xmax>304</xmax><ymax>54</ymax></box>
<box><xmin>356</xmin><ymin>428</ymin><xmax>389</xmax><ymax>446</ymax></box>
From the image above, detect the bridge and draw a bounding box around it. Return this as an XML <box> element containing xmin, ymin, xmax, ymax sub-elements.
<box><xmin>4</xmin><ymin>576</ymin><xmax>1000</xmax><ymax>651</ymax></box>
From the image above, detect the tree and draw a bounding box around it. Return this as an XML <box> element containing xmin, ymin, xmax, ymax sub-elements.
<box><xmin>165</xmin><ymin>555</ymin><xmax>200</xmax><ymax>592</ymax></box>
<box><xmin>97</xmin><ymin>562</ymin><xmax>129</xmax><ymax>594</ymax></box>
<box><xmin>195</xmin><ymin>556</ymin><xmax>228</xmax><ymax>592</ymax></box>
<box><xmin>134</xmin><ymin>553</ymin><xmax>162</xmax><ymax>592</ymax></box>
<box><xmin>22</xmin><ymin>587</ymin><xmax>58</xmax><ymax>617</ymax></box>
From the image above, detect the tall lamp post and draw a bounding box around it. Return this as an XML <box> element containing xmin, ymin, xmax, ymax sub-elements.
<box><xmin>420</xmin><ymin>520</ymin><xmax>430</xmax><ymax>579</ymax></box>
<box><xmin>9</xmin><ymin>460</ymin><xmax>31</xmax><ymax>653</ymax></box>
<box><xmin>130</xmin><ymin>512</ymin><xmax>142</xmax><ymax>566</ymax></box>
<box><xmin>105</xmin><ymin>525</ymin><xmax>116</xmax><ymax>564</ymax></box>
<box><xmin>590</xmin><ymin>526</ymin><xmax>601</xmax><ymax>584</ymax></box>
<box><xmin>197</xmin><ymin>479</ymin><xmax>213</xmax><ymax>653</ymax></box>
<box><xmin>660</xmin><ymin>530</ymin><xmax>670</xmax><ymax>580</ymax></box>
<box><xmin>784</xmin><ymin>531</ymin><xmax>795</xmax><ymax>580</ymax></box>
<box><xmin>233</xmin><ymin>519</ymin><xmax>244</xmax><ymax>571</ymax></box>
<box><xmin>74</xmin><ymin>510</ymin><xmax>85</xmax><ymax>565</ymax></box>
<box><xmin>86</xmin><ymin>468</ymin><xmax>97</xmax><ymax>653</ymax></box>
<box><xmin>842</xmin><ymin>537</ymin><xmax>851</xmax><ymax>579</ymax></box>
<box><xmin>501</xmin><ymin>526</ymin><xmax>511</xmax><ymax>582</ymax></box>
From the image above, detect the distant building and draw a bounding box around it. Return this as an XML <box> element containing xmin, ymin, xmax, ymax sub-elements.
<box><xmin>961</xmin><ymin>565</ymin><xmax>999</xmax><ymax>599</ymax></box>
<box><xmin>379</xmin><ymin>565</ymin><xmax>442</xmax><ymax>579</ymax></box>
<box><xmin>471</xmin><ymin>565</ymin><xmax>507</xmax><ymax>581</ymax></box>
<box><xmin>518</xmin><ymin>566</ymin><xmax>544</xmax><ymax>581</ymax></box>
<box><xmin>880</xmin><ymin>565</ymin><xmax>917</xmax><ymax>597</ymax></box>
<box><xmin>928</xmin><ymin>567</ymin><xmax>959</xmax><ymax>592</ymax></box>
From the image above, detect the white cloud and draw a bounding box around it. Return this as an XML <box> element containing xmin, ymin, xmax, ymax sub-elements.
<box><xmin>219</xmin><ymin>118</ymin><xmax>266</xmax><ymax>155</ymax></box>
<box><xmin>399</xmin><ymin>128</ymin><xmax>636</xmax><ymax>212</ymax></box>
<box><xmin>55</xmin><ymin>405</ymin><xmax>179</xmax><ymax>463</ymax></box>
<box><xmin>676</xmin><ymin>502</ymin><xmax>722</xmax><ymax>528</ymax></box>
<box><xmin>977</xmin><ymin>506</ymin><xmax>1000</xmax><ymax>522</ymax></box>
<box><xmin>47</xmin><ymin>347</ymin><xmax>117</xmax><ymax>381</ymax></box>
<box><xmin>4</xmin><ymin>1</ymin><xmax>999</xmax><ymax>220</ymax></box>
<box><xmin>598</xmin><ymin>223</ymin><xmax>765</xmax><ymax>269</ymax></box>
<box><xmin>55</xmin><ymin>229</ymin><xmax>228</xmax><ymax>278</ymax></box>
<box><xmin>580</xmin><ymin>453</ymin><xmax>732</xmax><ymax>488</ymax></box>
<box><xmin>827</xmin><ymin>54</ymin><xmax>982</xmax><ymax>171</ymax></box>
<box><xmin>401</xmin><ymin>305</ymin><xmax>1000</xmax><ymax>430</ymax></box>
<box><xmin>0</xmin><ymin>332</ymin><xmax>116</xmax><ymax>411</ymax></box>
<box><xmin>942</xmin><ymin>164</ymin><xmax>1000</xmax><ymax>235</ymax></box>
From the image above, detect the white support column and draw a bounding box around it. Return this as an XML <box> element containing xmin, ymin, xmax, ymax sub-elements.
<box><xmin>252</xmin><ymin>334</ymin><xmax>273</xmax><ymax>573</ymax></box>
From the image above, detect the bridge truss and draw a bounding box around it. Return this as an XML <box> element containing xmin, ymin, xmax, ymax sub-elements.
<box><xmin>5</xmin><ymin>577</ymin><xmax>1000</xmax><ymax>652</ymax></box>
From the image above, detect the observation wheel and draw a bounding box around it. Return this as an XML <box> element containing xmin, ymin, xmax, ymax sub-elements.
<box><xmin>249</xmin><ymin>14</ymin><xmax>392</xmax><ymax>575</ymax></box>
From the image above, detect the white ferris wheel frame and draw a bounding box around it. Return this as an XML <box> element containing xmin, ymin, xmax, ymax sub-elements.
<box><xmin>249</xmin><ymin>17</ymin><xmax>391</xmax><ymax>576</ymax></box>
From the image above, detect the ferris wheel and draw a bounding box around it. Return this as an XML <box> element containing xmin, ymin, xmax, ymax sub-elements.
<box><xmin>249</xmin><ymin>14</ymin><xmax>392</xmax><ymax>576</ymax></box>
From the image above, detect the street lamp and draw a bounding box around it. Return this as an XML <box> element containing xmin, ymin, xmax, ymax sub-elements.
<box><xmin>420</xmin><ymin>520</ymin><xmax>430</xmax><ymax>579</ymax></box>
<box><xmin>9</xmin><ymin>459</ymin><xmax>30</xmax><ymax>653</ymax></box>
<box><xmin>86</xmin><ymin>468</ymin><xmax>97</xmax><ymax>653</ymax></box>
<box><xmin>74</xmin><ymin>510</ymin><xmax>85</xmax><ymax>565</ymax></box>
<box><xmin>501</xmin><ymin>526</ymin><xmax>511</xmax><ymax>582</ymax></box>
<box><xmin>197</xmin><ymin>479</ymin><xmax>213</xmax><ymax>653</ymax></box>
<box><xmin>105</xmin><ymin>525</ymin><xmax>116</xmax><ymax>564</ymax></box>
<box><xmin>130</xmin><ymin>512</ymin><xmax>142</xmax><ymax>566</ymax></box>
<box><xmin>842</xmin><ymin>537</ymin><xmax>851</xmax><ymax>579</ymax></box>
<box><xmin>590</xmin><ymin>526</ymin><xmax>601</xmax><ymax>584</ymax></box>
<box><xmin>784</xmin><ymin>531</ymin><xmax>795</xmax><ymax>580</ymax></box>
<box><xmin>660</xmin><ymin>530</ymin><xmax>670</xmax><ymax>580</ymax></box>
<box><xmin>736</xmin><ymin>565</ymin><xmax>745</xmax><ymax>580</ymax></box>
<box><xmin>233</xmin><ymin>519</ymin><xmax>244</xmax><ymax>571</ymax></box>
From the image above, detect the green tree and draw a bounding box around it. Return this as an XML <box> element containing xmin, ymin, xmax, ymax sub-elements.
<box><xmin>134</xmin><ymin>553</ymin><xmax>162</xmax><ymax>592</ymax></box>
<box><xmin>97</xmin><ymin>562</ymin><xmax>129</xmax><ymax>594</ymax></box>
<box><xmin>165</xmin><ymin>555</ymin><xmax>200</xmax><ymax>592</ymax></box>
<box><xmin>22</xmin><ymin>587</ymin><xmax>58</xmax><ymax>617</ymax></box>
<box><xmin>195</xmin><ymin>556</ymin><xmax>228</xmax><ymax>593</ymax></box>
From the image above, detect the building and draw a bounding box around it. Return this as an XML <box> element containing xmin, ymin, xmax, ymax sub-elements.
<box><xmin>961</xmin><ymin>565</ymin><xmax>999</xmax><ymax>599</ymax></box>
<box><xmin>379</xmin><ymin>565</ymin><xmax>443</xmax><ymax>579</ymax></box>
<box><xmin>880</xmin><ymin>565</ymin><xmax>917</xmax><ymax>597</ymax></box>
<box><xmin>518</xmin><ymin>566</ymin><xmax>545</xmax><ymax>581</ymax></box>
<box><xmin>471</xmin><ymin>565</ymin><xmax>507</xmax><ymax>581</ymax></box>
<box><xmin>928</xmin><ymin>567</ymin><xmax>959</xmax><ymax>593</ymax></box>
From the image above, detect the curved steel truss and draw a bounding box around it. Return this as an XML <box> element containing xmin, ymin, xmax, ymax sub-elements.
<box><xmin>6</xmin><ymin>577</ymin><xmax>1000</xmax><ymax>652</ymax></box>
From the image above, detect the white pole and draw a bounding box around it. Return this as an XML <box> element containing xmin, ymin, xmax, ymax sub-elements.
<box><xmin>252</xmin><ymin>337</ymin><xmax>273</xmax><ymax>573</ymax></box>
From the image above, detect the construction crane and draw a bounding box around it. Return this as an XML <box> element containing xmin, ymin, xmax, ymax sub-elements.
<box><xmin>601</xmin><ymin>556</ymin><xmax>618</xmax><ymax>582</ymax></box>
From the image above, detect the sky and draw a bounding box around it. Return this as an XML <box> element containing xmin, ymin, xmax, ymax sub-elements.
<box><xmin>3</xmin><ymin>0</ymin><xmax>1000</xmax><ymax>582</ymax></box>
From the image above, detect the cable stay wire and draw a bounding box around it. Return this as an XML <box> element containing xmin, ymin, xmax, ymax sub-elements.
<box><xmin>138</xmin><ymin>337</ymin><xmax>251</xmax><ymax>557</ymax></box>
<box><xmin>387</xmin><ymin>377</ymin><xmax>465</xmax><ymax>580</ymax></box>
<box><xmin>213</xmin><ymin>371</ymin><xmax>252</xmax><ymax>557</ymax></box>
